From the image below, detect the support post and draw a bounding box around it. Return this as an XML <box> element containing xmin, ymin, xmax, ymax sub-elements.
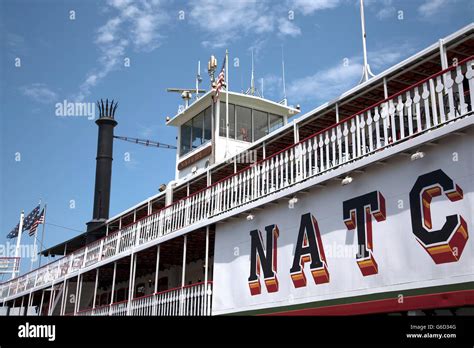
<box><xmin>154</xmin><ymin>246</ymin><xmax>160</xmax><ymax>294</ymax></box>
<box><xmin>293</xmin><ymin>123</ymin><xmax>299</xmax><ymax>144</ymax></box>
<box><xmin>153</xmin><ymin>245</ymin><xmax>160</xmax><ymax>316</ymax></box>
<box><xmin>110</xmin><ymin>262</ymin><xmax>117</xmax><ymax>305</ymax></box>
<box><xmin>74</xmin><ymin>274</ymin><xmax>82</xmax><ymax>315</ymax></box>
<box><xmin>439</xmin><ymin>39</ymin><xmax>448</xmax><ymax>69</ymax></box>
<box><xmin>26</xmin><ymin>292</ymin><xmax>32</xmax><ymax>316</ymax></box>
<box><xmin>47</xmin><ymin>283</ymin><xmax>54</xmax><ymax>316</ymax></box>
<box><xmin>77</xmin><ymin>275</ymin><xmax>83</xmax><ymax>314</ymax></box>
<box><xmin>92</xmin><ymin>268</ymin><xmax>99</xmax><ymax>309</ymax></box>
<box><xmin>203</xmin><ymin>226</ymin><xmax>210</xmax><ymax>315</ymax></box>
<box><xmin>126</xmin><ymin>254</ymin><xmax>136</xmax><ymax>315</ymax></box>
<box><xmin>20</xmin><ymin>296</ymin><xmax>24</xmax><ymax>316</ymax></box>
<box><xmin>180</xmin><ymin>235</ymin><xmax>187</xmax><ymax>315</ymax></box>
<box><xmin>39</xmin><ymin>290</ymin><xmax>45</xmax><ymax>316</ymax></box>
<box><xmin>225</xmin><ymin>49</ymin><xmax>229</xmax><ymax>158</ymax></box>
<box><xmin>61</xmin><ymin>279</ymin><xmax>68</xmax><ymax>315</ymax></box>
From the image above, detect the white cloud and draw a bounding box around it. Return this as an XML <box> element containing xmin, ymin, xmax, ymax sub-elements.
<box><xmin>75</xmin><ymin>0</ymin><xmax>168</xmax><ymax>101</ymax></box>
<box><xmin>189</xmin><ymin>0</ymin><xmax>304</xmax><ymax>48</ymax></box>
<box><xmin>261</xmin><ymin>74</ymin><xmax>283</xmax><ymax>99</ymax></box>
<box><xmin>287</xmin><ymin>45</ymin><xmax>413</xmax><ymax>104</ymax></box>
<box><xmin>20</xmin><ymin>83</ymin><xmax>58</xmax><ymax>104</ymax></box>
<box><xmin>96</xmin><ymin>18</ymin><xmax>122</xmax><ymax>44</ymax></box>
<box><xmin>287</xmin><ymin>62</ymin><xmax>362</xmax><ymax>104</ymax></box>
<box><xmin>278</xmin><ymin>18</ymin><xmax>301</xmax><ymax>37</ymax></box>
<box><xmin>189</xmin><ymin>0</ymin><xmax>339</xmax><ymax>47</ymax></box>
<box><xmin>363</xmin><ymin>0</ymin><xmax>396</xmax><ymax>21</ymax></box>
<box><xmin>6</xmin><ymin>33</ymin><xmax>27</xmax><ymax>57</ymax></box>
<box><xmin>368</xmin><ymin>46</ymin><xmax>409</xmax><ymax>70</ymax></box>
<box><xmin>418</xmin><ymin>0</ymin><xmax>450</xmax><ymax>18</ymax></box>
<box><xmin>376</xmin><ymin>6</ymin><xmax>396</xmax><ymax>20</ymax></box>
<box><xmin>290</xmin><ymin>0</ymin><xmax>341</xmax><ymax>15</ymax></box>
<box><xmin>189</xmin><ymin>0</ymin><xmax>274</xmax><ymax>48</ymax></box>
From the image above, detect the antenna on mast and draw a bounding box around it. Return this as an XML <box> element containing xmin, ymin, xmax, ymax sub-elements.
<box><xmin>281</xmin><ymin>45</ymin><xmax>288</xmax><ymax>106</ymax></box>
<box><xmin>359</xmin><ymin>0</ymin><xmax>375</xmax><ymax>84</ymax></box>
<box><xmin>250</xmin><ymin>49</ymin><xmax>255</xmax><ymax>95</ymax></box>
<box><xmin>245</xmin><ymin>49</ymin><xmax>261</xmax><ymax>97</ymax></box>
<box><xmin>196</xmin><ymin>60</ymin><xmax>203</xmax><ymax>100</ymax></box>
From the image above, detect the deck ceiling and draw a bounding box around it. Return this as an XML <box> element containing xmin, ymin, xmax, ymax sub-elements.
<box><xmin>76</xmin><ymin>228</ymin><xmax>215</xmax><ymax>284</ymax></box>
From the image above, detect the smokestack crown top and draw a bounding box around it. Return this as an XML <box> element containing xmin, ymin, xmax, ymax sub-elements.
<box><xmin>97</xmin><ymin>99</ymin><xmax>118</xmax><ymax>119</ymax></box>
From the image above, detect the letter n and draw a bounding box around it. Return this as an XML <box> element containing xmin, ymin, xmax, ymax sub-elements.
<box><xmin>290</xmin><ymin>213</ymin><xmax>329</xmax><ymax>288</ymax></box>
<box><xmin>248</xmin><ymin>225</ymin><xmax>279</xmax><ymax>295</ymax></box>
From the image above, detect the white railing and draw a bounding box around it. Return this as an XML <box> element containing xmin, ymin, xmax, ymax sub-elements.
<box><xmin>74</xmin><ymin>282</ymin><xmax>212</xmax><ymax>316</ymax></box>
<box><xmin>1</xmin><ymin>57</ymin><xmax>473</xmax><ymax>301</ymax></box>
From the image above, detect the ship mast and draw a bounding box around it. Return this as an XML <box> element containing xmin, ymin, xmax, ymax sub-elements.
<box><xmin>359</xmin><ymin>0</ymin><xmax>375</xmax><ymax>83</ymax></box>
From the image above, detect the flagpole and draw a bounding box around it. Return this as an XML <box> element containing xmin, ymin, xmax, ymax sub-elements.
<box><xmin>30</xmin><ymin>231</ymin><xmax>37</xmax><ymax>271</ymax></box>
<box><xmin>12</xmin><ymin>210</ymin><xmax>24</xmax><ymax>279</ymax></box>
<box><xmin>38</xmin><ymin>203</ymin><xmax>47</xmax><ymax>267</ymax></box>
<box><xmin>30</xmin><ymin>200</ymin><xmax>41</xmax><ymax>271</ymax></box>
<box><xmin>225</xmin><ymin>49</ymin><xmax>229</xmax><ymax>157</ymax></box>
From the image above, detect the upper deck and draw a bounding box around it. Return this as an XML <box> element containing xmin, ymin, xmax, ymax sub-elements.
<box><xmin>1</xmin><ymin>23</ymin><xmax>474</xmax><ymax>304</ymax></box>
<box><xmin>167</xmin><ymin>90</ymin><xmax>299</xmax><ymax>180</ymax></box>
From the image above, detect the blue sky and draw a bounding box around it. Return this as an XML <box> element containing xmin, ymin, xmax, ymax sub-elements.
<box><xmin>1</xmin><ymin>0</ymin><xmax>473</xmax><ymax>274</ymax></box>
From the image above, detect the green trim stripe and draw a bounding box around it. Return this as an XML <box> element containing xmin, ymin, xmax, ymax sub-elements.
<box><xmin>226</xmin><ymin>281</ymin><xmax>474</xmax><ymax>315</ymax></box>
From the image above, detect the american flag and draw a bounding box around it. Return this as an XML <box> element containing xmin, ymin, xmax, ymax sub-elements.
<box><xmin>213</xmin><ymin>55</ymin><xmax>226</xmax><ymax>101</ymax></box>
<box><xmin>7</xmin><ymin>223</ymin><xmax>19</xmax><ymax>239</ymax></box>
<box><xmin>29</xmin><ymin>209</ymin><xmax>45</xmax><ymax>236</ymax></box>
<box><xmin>6</xmin><ymin>205</ymin><xmax>40</xmax><ymax>239</ymax></box>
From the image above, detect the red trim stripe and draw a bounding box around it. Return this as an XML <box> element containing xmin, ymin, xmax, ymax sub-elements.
<box><xmin>264</xmin><ymin>289</ymin><xmax>474</xmax><ymax>316</ymax></box>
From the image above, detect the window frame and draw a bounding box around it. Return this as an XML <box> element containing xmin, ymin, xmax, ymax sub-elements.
<box><xmin>180</xmin><ymin>105</ymin><xmax>213</xmax><ymax>157</ymax></box>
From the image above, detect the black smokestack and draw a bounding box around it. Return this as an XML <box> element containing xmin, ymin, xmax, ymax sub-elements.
<box><xmin>87</xmin><ymin>99</ymin><xmax>118</xmax><ymax>232</ymax></box>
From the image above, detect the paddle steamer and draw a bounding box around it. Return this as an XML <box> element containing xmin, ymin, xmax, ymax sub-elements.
<box><xmin>1</xmin><ymin>23</ymin><xmax>474</xmax><ymax>316</ymax></box>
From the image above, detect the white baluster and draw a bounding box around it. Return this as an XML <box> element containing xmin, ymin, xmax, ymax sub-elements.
<box><xmin>337</xmin><ymin>125</ymin><xmax>343</xmax><ymax>164</ymax></box>
<box><xmin>455</xmin><ymin>64</ymin><xmax>467</xmax><ymax>116</ymax></box>
<box><xmin>429</xmin><ymin>78</ymin><xmax>439</xmax><ymax>126</ymax></box>
<box><xmin>366</xmin><ymin>110</ymin><xmax>373</xmax><ymax>152</ymax></box>
<box><xmin>356</xmin><ymin>115</ymin><xmax>361</xmax><ymax>157</ymax></box>
<box><xmin>435</xmin><ymin>76</ymin><xmax>445</xmax><ymax>123</ymax></box>
<box><xmin>360</xmin><ymin>114</ymin><xmax>366</xmax><ymax>155</ymax></box>
<box><xmin>331</xmin><ymin>128</ymin><xmax>336</xmax><ymax>165</ymax></box>
<box><xmin>467</xmin><ymin>60</ymin><xmax>474</xmax><ymax>113</ymax></box>
<box><xmin>343</xmin><ymin>122</ymin><xmax>349</xmax><ymax>162</ymax></box>
<box><xmin>389</xmin><ymin>100</ymin><xmax>396</xmax><ymax>142</ymax></box>
<box><xmin>422</xmin><ymin>82</ymin><xmax>432</xmax><ymax>129</ymax></box>
<box><xmin>381</xmin><ymin>103</ymin><xmax>389</xmax><ymax>146</ymax></box>
<box><xmin>444</xmin><ymin>71</ymin><xmax>455</xmax><ymax>120</ymax></box>
<box><xmin>397</xmin><ymin>96</ymin><xmax>405</xmax><ymax>140</ymax></box>
<box><xmin>405</xmin><ymin>91</ymin><xmax>413</xmax><ymax>136</ymax></box>
<box><xmin>350</xmin><ymin>119</ymin><xmax>356</xmax><ymax>158</ymax></box>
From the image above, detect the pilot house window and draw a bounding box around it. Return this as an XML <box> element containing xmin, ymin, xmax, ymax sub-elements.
<box><xmin>180</xmin><ymin>106</ymin><xmax>212</xmax><ymax>156</ymax></box>
<box><xmin>235</xmin><ymin>106</ymin><xmax>252</xmax><ymax>142</ymax></box>
<box><xmin>253</xmin><ymin>109</ymin><xmax>268</xmax><ymax>141</ymax></box>
<box><xmin>219</xmin><ymin>102</ymin><xmax>235</xmax><ymax>138</ymax></box>
<box><xmin>219</xmin><ymin>102</ymin><xmax>284</xmax><ymax>143</ymax></box>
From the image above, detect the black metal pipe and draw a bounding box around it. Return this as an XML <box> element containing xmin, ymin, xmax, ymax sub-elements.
<box><xmin>87</xmin><ymin>100</ymin><xmax>117</xmax><ymax>232</ymax></box>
